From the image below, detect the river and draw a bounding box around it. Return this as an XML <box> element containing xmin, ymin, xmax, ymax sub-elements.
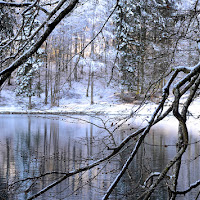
<box><xmin>0</xmin><ymin>114</ymin><xmax>199</xmax><ymax>199</ymax></box>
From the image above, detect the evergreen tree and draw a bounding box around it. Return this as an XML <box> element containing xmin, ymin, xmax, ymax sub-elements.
<box><xmin>0</xmin><ymin>0</ymin><xmax>15</xmax><ymax>41</ymax></box>
<box><xmin>116</xmin><ymin>0</ymin><xmax>140</xmax><ymax>91</ymax></box>
<box><xmin>115</xmin><ymin>0</ymin><xmax>176</xmax><ymax>93</ymax></box>
<box><xmin>15</xmin><ymin>3</ymin><xmax>43</xmax><ymax>108</ymax></box>
<box><xmin>15</xmin><ymin>57</ymin><xmax>39</xmax><ymax>97</ymax></box>
<box><xmin>0</xmin><ymin>0</ymin><xmax>16</xmax><ymax>72</ymax></box>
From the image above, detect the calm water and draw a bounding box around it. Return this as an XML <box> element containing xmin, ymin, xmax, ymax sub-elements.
<box><xmin>0</xmin><ymin>114</ymin><xmax>199</xmax><ymax>199</ymax></box>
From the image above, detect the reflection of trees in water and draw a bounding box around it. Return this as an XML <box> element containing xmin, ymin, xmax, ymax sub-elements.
<box><xmin>0</xmin><ymin>177</ymin><xmax>8</xmax><ymax>200</ymax></box>
<box><xmin>0</xmin><ymin>116</ymin><xmax>107</xmax><ymax>199</ymax></box>
<box><xmin>109</xmin><ymin>127</ymin><xmax>200</xmax><ymax>200</ymax></box>
<box><xmin>0</xmin><ymin>116</ymin><xmax>200</xmax><ymax>199</ymax></box>
<box><xmin>0</xmin><ymin>138</ymin><xmax>10</xmax><ymax>199</ymax></box>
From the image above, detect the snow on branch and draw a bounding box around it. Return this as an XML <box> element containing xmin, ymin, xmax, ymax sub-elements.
<box><xmin>137</xmin><ymin>64</ymin><xmax>200</xmax><ymax>200</ymax></box>
<box><xmin>172</xmin><ymin>66</ymin><xmax>193</xmax><ymax>73</ymax></box>
<box><xmin>0</xmin><ymin>1</ymin><xmax>49</xmax><ymax>14</ymax></box>
<box><xmin>171</xmin><ymin>180</ymin><xmax>200</xmax><ymax>195</ymax></box>
<box><xmin>142</xmin><ymin>172</ymin><xmax>162</xmax><ymax>188</ymax></box>
<box><xmin>0</xmin><ymin>0</ymin><xmax>79</xmax><ymax>87</ymax></box>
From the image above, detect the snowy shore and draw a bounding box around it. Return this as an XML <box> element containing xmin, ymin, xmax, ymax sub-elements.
<box><xmin>0</xmin><ymin>86</ymin><xmax>157</xmax><ymax>116</ymax></box>
<box><xmin>0</xmin><ymin>87</ymin><xmax>199</xmax><ymax>121</ymax></box>
<box><xmin>0</xmin><ymin>99</ymin><xmax>154</xmax><ymax>116</ymax></box>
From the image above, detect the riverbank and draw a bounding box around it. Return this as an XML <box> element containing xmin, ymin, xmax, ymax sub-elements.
<box><xmin>0</xmin><ymin>88</ymin><xmax>200</xmax><ymax>119</ymax></box>
<box><xmin>0</xmin><ymin>101</ymin><xmax>157</xmax><ymax>116</ymax></box>
<box><xmin>0</xmin><ymin>87</ymin><xmax>158</xmax><ymax>116</ymax></box>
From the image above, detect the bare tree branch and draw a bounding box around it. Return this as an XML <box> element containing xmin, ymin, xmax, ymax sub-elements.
<box><xmin>0</xmin><ymin>0</ymin><xmax>79</xmax><ymax>87</ymax></box>
<box><xmin>0</xmin><ymin>0</ymin><xmax>50</xmax><ymax>14</ymax></box>
<box><xmin>171</xmin><ymin>180</ymin><xmax>200</xmax><ymax>195</ymax></box>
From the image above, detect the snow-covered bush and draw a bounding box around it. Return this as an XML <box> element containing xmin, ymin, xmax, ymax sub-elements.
<box><xmin>15</xmin><ymin>58</ymin><xmax>41</xmax><ymax>97</ymax></box>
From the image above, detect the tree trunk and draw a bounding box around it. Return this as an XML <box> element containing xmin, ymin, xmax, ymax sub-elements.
<box><xmin>74</xmin><ymin>32</ymin><xmax>78</xmax><ymax>81</ymax></box>
<box><xmin>28</xmin><ymin>96</ymin><xmax>32</xmax><ymax>109</ymax></box>
<box><xmin>86</xmin><ymin>70</ymin><xmax>90</xmax><ymax>97</ymax></box>
<box><xmin>44</xmin><ymin>42</ymin><xmax>48</xmax><ymax>105</ymax></box>
<box><xmin>91</xmin><ymin>71</ymin><xmax>94</xmax><ymax>105</ymax></box>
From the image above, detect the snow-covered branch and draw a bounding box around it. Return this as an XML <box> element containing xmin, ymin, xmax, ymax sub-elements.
<box><xmin>137</xmin><ymin>64</ymin><xmax>200</xmax><ymax>200</ymax></box>
<box><xmin>142</xmin><ymin>172</ymin><xmax>161</xmax><ymax>188</ymax></box>
<box><xmin>0</xmin><ymin>0</ymin><xmax>49</xmax><ymax>14</ymax></box>
<box><xmin>0</xmin><ymin>0</ymin><xmax>79</xmax><ymax>87</ymax></box>
<box><xmin>171</xmin><ymin>180</ymin><xmax>200</xmax><ymax>195</ymax></box>
<box><xmin>137</xmin><ymin>143</ymin><xmax>188</xmax><ymax>200</ymax></box>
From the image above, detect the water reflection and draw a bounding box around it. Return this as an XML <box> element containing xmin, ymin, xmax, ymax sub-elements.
<box><xmin>0</xmin><ymin>115</ymin><xmax>199</xmax><ymax>199</ymax></box>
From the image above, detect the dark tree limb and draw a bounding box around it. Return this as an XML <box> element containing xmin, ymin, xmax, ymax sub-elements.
<box><xmin>0</xmin><ymin>0</ymin><xmax>79</xmax><ymax>88</ymax></box>
<box><xmin>0</xmin><ymin>0</ymin><xmax>50</xmax><ymax>14</ymax></box>
<box><xmin>171</xmin><ymin>180</ymin><xmax>200</xmax><ymax>195</ymax></box>
<box><xmin>138</xmin><ymin>67</ymin><xmax>200</xmax><ymax>200</ymax></box>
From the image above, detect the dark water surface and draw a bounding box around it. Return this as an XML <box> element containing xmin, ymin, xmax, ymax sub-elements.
<box><xmin>0</xmin><ymin>114</ymin><xmax>199</xmax><ymax>199</ymax></box>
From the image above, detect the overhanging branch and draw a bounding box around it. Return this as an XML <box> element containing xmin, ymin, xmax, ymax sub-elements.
<box><xmin>171</xmin><ymin>180</ymin><xmax>200</xmax><ymax>195</ymax></box>
<box><xmin>0</xmin><ymin>0</ymin><xmax>50</xmax><ymax>14</ymax></box>
<box><xmin>0</xmin><ymin>0</ymin><xmax>79</xmax><ymax>87</ymax></box>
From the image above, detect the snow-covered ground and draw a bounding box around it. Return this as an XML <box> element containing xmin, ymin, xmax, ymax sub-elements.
<box><xmin>0</xmin><ymin>81</ymin><xmax>200</xmax><ymax>126</ymax></box>
<box><xmin>0</xmin><ymin>81</ymin><xmax>152</xmax><ymax>115</ymax></box>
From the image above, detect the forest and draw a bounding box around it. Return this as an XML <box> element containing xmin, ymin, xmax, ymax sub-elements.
<box><xmin>0</xmin><ymin>0</ymin><xmax>200</xmax><ymax>199</ymax></box>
